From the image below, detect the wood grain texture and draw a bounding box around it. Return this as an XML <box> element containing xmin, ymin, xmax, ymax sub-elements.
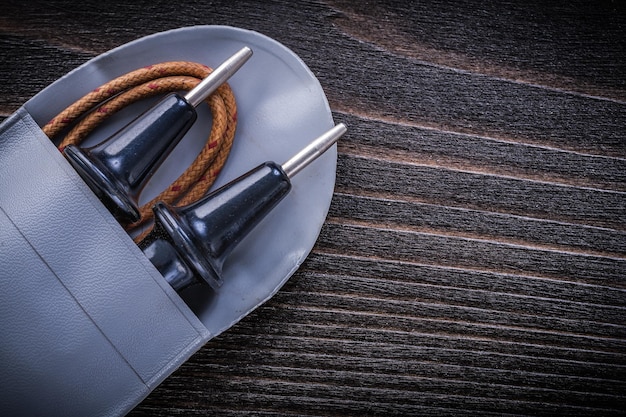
<box><xmin>1</xmin><ymin>0</ymin><xmax>624</xmax><ymax>415</ymax></box>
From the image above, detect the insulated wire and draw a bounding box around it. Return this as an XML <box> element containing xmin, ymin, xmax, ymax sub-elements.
<box><xmin>42</xmin><ymin>61</ymin><xmax>238</xmax><ymax>241</ymax></box>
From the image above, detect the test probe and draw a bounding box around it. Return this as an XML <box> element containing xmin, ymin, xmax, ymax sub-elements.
<box><xmin>63</xmin><ymin>47</ymin><xmax>253</xmax><ymax>224</ymax></box>
<box><xmin>140</xmin><ymin>123</ymin><xmax>346</xmax><ymax>291</ymax></box>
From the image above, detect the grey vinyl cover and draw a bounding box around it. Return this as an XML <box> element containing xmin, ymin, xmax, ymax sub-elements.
<box><xmin>0</xmin><ymin>26</ymin><xmax>335</xmax><ymax>416</ymax></box>
<box><xmin>0</xmin><ymin>108</ymin><xmax>210</xmax><ymax>416</ymax></box>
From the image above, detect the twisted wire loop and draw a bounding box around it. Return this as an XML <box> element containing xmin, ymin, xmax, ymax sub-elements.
<box><xmin>42</xmin><ymin>61</ymin><xmax>238</xmax><ymax>241</ymax></box>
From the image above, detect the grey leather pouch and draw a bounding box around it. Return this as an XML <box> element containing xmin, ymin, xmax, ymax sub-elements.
<box><xmin>0</xmin><ymin>26</ymin><xmax>335</xmax><ymax>416</ymax></box>
<box><xmin>0</xmin><ymin>108</ymin><xmax>210</xmax><ymax>416</ymax></box>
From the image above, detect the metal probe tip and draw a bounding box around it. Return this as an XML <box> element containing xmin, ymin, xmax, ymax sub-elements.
<box><xmin>184</xmin><ymin>46</ymin><xmax>253</xmax><ymax>107</ymax></box>
<box><xmin>281</xmin><ymin>123</ymin><xmax>347</xmax><ymax>178</ymax></box>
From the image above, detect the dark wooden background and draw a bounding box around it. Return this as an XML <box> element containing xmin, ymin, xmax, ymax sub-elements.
<box><xmin>1</xmin><ymin>1</ymin><xmax>625</xmax><ymax>415</ymax></box>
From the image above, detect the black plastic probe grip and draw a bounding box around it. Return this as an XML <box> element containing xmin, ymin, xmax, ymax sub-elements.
<box><xmin>64</xmin><ymin>94</ymin><xmax>196</xmax><ymax>223</ymax></box>
<box><xmin>140</xmin><ymin>161</ymin><xmax>292</xmax><ymax>291</ymax></box>
<box><xmin>62</xmin><ymin>47</ymin><xmax>253</xmax><ymax>224</ymax></box>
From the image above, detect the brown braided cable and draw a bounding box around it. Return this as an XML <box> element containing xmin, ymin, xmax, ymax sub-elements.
<box><xmin>42</xmin><ymin>61</ymin><xmax>238</xmax><ymax>241</ymax></box>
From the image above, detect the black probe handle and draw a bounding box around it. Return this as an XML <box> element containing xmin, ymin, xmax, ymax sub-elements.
<box><xmin>64</xmin><ymin>94</ymin><xmax>196</xmax><ymax>223</ymax></box>
<box><xmin>142</xmin><ymin>161</ymin><xmax>292</xmax><ymax>291</ymax></box>
<box><xmin>90</xmin><ymin>94</ymin><xmax>196</xmax><ymax>190</ymax></box>
<box><xmin>187</xmin><ymin>161</ymin><xmax>292</xmax><ymax>261</ymax></box>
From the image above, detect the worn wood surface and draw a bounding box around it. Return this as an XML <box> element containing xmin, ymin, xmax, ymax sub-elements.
<box><xmin>1</xmin><ymin>1</ymin><xmax>625</xmax><ymax>415</ymax></box>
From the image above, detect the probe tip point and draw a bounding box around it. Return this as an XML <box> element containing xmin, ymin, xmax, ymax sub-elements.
<box><xmin>281</xmin><ymin>123</ymin><xmax>347</xmax><ymax>178</ymax></box>
<box><xmin>184</xmin><ymin>45</ymin><xmax>253</xmax><ymax>107</ymax></box>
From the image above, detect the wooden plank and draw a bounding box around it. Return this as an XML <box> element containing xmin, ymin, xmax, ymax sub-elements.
<box><xmin>303</xmin><ymin>253</ymin><xmax>626</xmax><ymax>308</ymax></box>
<box><xmin>317</xmin><ymin>222</ymin><xmax>626</xmax><ymax>286</ymax></box>
<box><xmin>330</xmin><ymin>192</ymin><xmax>626</xmax><ymax>256</ymax></box>
<box><xmin>195</xmin><ymin>346</ymin><xmax>626</xmax><ymax>396</ymax></box>
<box><xmin>335</xmin><ymin>112</ymin><xmax>626</xmax><ymax>192</ymax></box>
<box><xmin>279</xmin><ymin>275</ymin><xmax>626</xmax><ymax>339</ymax></box>
<box><xmin>336</xmin><ymin>154</ymin><xmax>626</xmax><ymax>229</ymax></box>
<box><xmin>306</xmin><ymin>44</ymin><xmax>626</xmax><ymax>156</ymax></box>
<box><xmin>324</xmin><ymin>0</ymin><xmax>626</xmax><ymax>100</ymax></box>
<box><xmin>0</xmin><ymin>34</ymin><xmax>93</xmax><ymax>116</ymax></box>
